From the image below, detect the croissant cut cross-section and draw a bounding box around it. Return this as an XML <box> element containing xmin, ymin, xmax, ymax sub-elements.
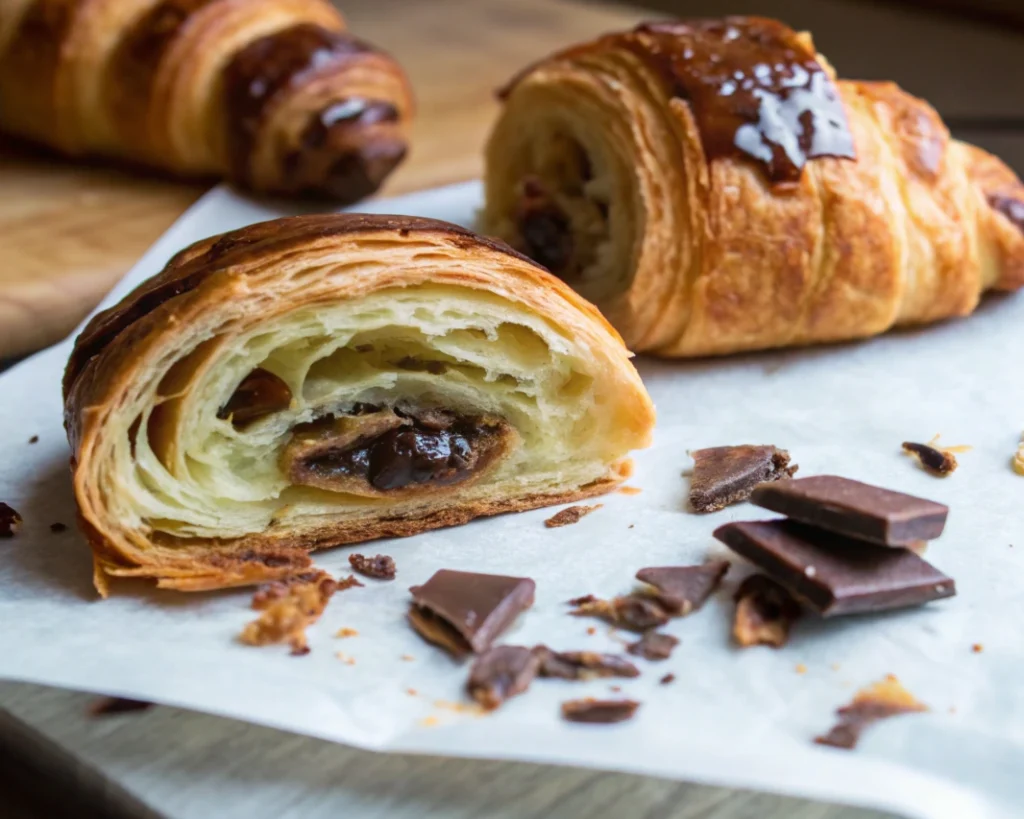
<box><xmin>63</xmin><ymin>214</ymin><xmax>655</xmax><ymax>594</ymax></box>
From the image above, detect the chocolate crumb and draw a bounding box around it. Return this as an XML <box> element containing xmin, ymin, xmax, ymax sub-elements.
<box><xmin>0</xmin><ymin>503</ymin><xmax>22</xmax><ymax>537</ymax></box>
<box><xmin>291</xmin><ymin>644</ymin><xmax>311</xmax><ymax>657</ymax></box>
<box><xmin>815</xmin><ymin>675</ymin><xmax>928</xmax><ymax>749</ymax></box>
<box><xmin>571</xmin><ymin>594</ymin><xmax>670</xmax><ymax>632</ymax></box>
<box><xmin>535</xmin><ymin>647</ymin><xmax>640</xmax><ymax>680</ymax></box>
<box><xmin>467</xmin><ymin>645</ymin><xmax>542</xmax><ymax>709</ymax></box>
<box><xmin>626</xmin><ymin>631</ymin><xmax>679</xmax><ymax>661</ymax></box>
<box><xmin>659</xmin><ymin>673</ymin><xmax>676</xmax><ymax>685</ymax></box>
<box><xmin>545</xmin><ymin>504</ymin><xmax>602</xmax><ymax>528</ymax></box>
<box><xmin>348</xmin><ymin>553</ymin><xmax>396</xmax><ymax>580</ymax></box>
<box><xmin>568</xmin><ymin>594</ymin><xmax>598</xmax><ymax>606</ymax></box>
<box><xmin>561</xmin><ymin>698</ymin><xmax>640</xmax><ymax>724</ymax></box>
<box><xmin>689</xmin><ymin>445</ymin><xmax>796</xmax><ymax>513</ymax></box>
<box><xmin>902</xmin><ymin>441</ymin><xmax>957</xmax><ymax>475</ymax></box>
<box><xmin>89</xmin><ymin>696</ymin><xmax>154</xmax><ymax>717</ymax></box>
<box><xmin>49</xmin><ymin>522</ymin><xmax>67</xmax><ymax>533</ymax></box>
<box><xmin>732</xmin><ymin>574</ymin><xmax>801</xmax><ymax>648</ymax></box>
<box><xmin>28</xmin><ymin>435</ymin><xmax>38</xmax><ymax>444</ymax></box>
<box><xmin>586</xmin><ymin>626</ymin><xmax>597</xmax><ymax>636</ymax></box>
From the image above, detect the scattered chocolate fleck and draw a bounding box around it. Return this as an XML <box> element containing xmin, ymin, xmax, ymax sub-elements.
<box><xmin>348</xmin><ymin>553</ymin><xmax>396</xmax><ymax>580</ymax></box>
<box><xmin>972</xmin><ymin>643</ymin><xmax>984</xmax><ymax>653</ymax></box>
<box><xmin>49</xmin><ymin>522</ymin><xmax>67</xmax><ymax>533</ymax></box>
<box><xmin>466</xmin><ymin>645</ymin><xmax>542</xmax><ymax>709</ymax></box>
<box><xmin>636</xmin><ymin>561</ymin><xmax>730</xmax><ymax>615</ymax></box>
<box><xmin>28</xmin><ymin>435</ymin><xmax>38</xmax><ymax>444</ymax></box>
<box><xmin>659</xmin><ymin>673</ymin><xmax>676</xmax><ymax>685</ymax></box>
<box><xmin>689</xmin><ymin>445</ymin><xmax>796</xmax><ymax>513</ymax></box>
<box><xmin>902</xmin><ymin>441</ymin><xmax>957</xmax><ymax>475</ymax></box>
<box><xmin>732</xmin><ymin>574</ymin><xmax>801</xmax><ymax>648</ymax></box>
<box><xmin>561</xmin><ymin>698</ymin><xmax>640</xmax><ymax>724</ymax></box>
<box><xmin>336</xmin><ymin>574</ymin><xmax>365</xmax><ymax>592</ymax></box>
<box><xmin>291</xmin><ymin>645</ymin><xmax>312</xmax><ymax>657</ymax></box>
<box><xmin>815</xmin><ymin>675</ymin><xmax>928</xmax><ymax>749</ymax></box>
<box><xmin>568</xmin><ymin>594</ymin><xmax>598</xmax><ymax>606</ymax></box>
<box><xmin>586</xmin><ymin>626</ymin><xmax>597</xmax><ymax>636</ymax></box>
<box><xmin>609</xmin><ymin>685</ymin><xmax>622</xmax><ymax>692</ymax></box>
<box><xmin>571</xmin><ymin>594</ymin><xmax>670</xmax><ymax>632</ymax></box>
<box><xmin>89</xmin><ymin>696</ymin><xmax>154</xmax><ymax>717</ymax></box>
<box><xmin>0</xmin><ymin>503</ymin><xmax>22</xmax><ymax>537</ymax></box>
<box><xmin>626</xmin><ymin>631</ymin><xmax>679</xmax><ymax>661</ymax></box>
<box><xmin>242</xmin><ymin>570</ymin><xmax>338</xmax><ymax>654</ymax></box>
<box><xmin>535</xmin><ymin>647</ymin><xmax>640</xmax><ymax>680</ymax></box>
<box><xmin>545</xmin><ymin>504</ymin><xmax>602</xmax><ymax>528</ymax></box>
<box><xmin>335</xmin><ymin>627</ymin><xmax>359</xmax><ymax>638</ymax></box>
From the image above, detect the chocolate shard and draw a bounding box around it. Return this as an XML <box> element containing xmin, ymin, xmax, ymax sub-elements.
<box><xmin>689</xmin><ymin>445</ymin><xmax>796</xmax><ymax>513</ymax></box>
<box><xmin>750</xmin><ymin>475</ymin><xmax>948</xmax><ymax>547</ymax></box>
<box><xmin>466</xmin><ymin>645</ymin><xmax>542</xmax><ymax>710</ymax></box>
<box><xmin>815</xmin><ymin>675</ymin><xmax>928</xmax><ymax>749</ymax></box>
<box><xmin>635</xmin><ymin>561</ymin><xmax>730</xmax><ymax>615</ymax></box>
<box><xmin>348</xmin><ymin>553</ymin><xmax>396</xmax><ymax>580</ymax></box>
<box><xmin>570</xmin><ymin>593</ymin><xmax>670</xmax><ymax>631</ymax></box>
<box><xmin>89</xmin><ymin>696</ymin><xmax>154</xmax><ymax>717</ymax></box>
<box><xmin>626</xmin><ymin>631</ymin><xmax>679</xmax><ymax>661</ymax></box>
<box><xmin>715</xmin><ymin>520</ymin><xmax>956</xmax><ymax>617</ymax></box>
<box><xmin>535</xmin><ymin>647</ymin><xmax>640</xmax><ymax>679</ymax></box>
<box><xmin>408</xmin><ymin>570</ymin><xmax>535</xmax><ymax>658</ymax></box>
<box><xmin>902</xmin><ymin>442</ymin><xmax>957</xmax><ymax>476</ymax></box>
<box><xmin>544</xmin><ymin>504</ymin><xmax>602</xmax><ymax>528</ymax></box>
<box><xmin>561</xmin><ymin>698</ymin><xmax>640</xmax><ymax>724</ymax></box>
<box><xmin>733</xmin><ymin>574</ymin><xmax>802</xmax><ymax>648</ymax></box>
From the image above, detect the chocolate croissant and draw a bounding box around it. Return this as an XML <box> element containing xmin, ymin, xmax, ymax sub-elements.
<box><xmin>63</xmin><ymin>214</ymin><xmax>654</xmax><ymax>594</ymax></box>
<box><xmin>0</xmin><ymin>0</ymin><xmax>413</xmax><ymax>200</ymax></box>
<box><xmin>482</xmin><ymin>17</ymin><xmax>1024</xmax><ymax>357</ymax></box>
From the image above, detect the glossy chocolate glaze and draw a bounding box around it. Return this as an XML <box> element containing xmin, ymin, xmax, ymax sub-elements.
<box><xmin>990</xmin><ymin>194</ymin><xmax>1024</xmax><ymax>235</ymax></box>
<box><xmin>624</xmin><ymin>18</ymin><xmax>855</xmax><ymax>186</ymax></box>
<box><xmin>222</xmin><ymin>23</ymin><xmax>373</xmax><ymax>182</ymax></box>
<box><xmin>106</xmin><ymin>0</ymin><xmax>215</xmax><ymax>133</ymax></box>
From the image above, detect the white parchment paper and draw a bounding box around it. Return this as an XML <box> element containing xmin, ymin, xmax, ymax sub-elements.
<box><xmin>1</xmin><ymin>182</ymin><xmax>1022</xmax><ymax>819</ymax></box>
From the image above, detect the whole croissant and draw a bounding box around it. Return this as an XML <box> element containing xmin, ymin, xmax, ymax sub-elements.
<box><xmin>483</xmin><ymin>17</ymin><xmax>1024</xmax><ymax>357</ymax></box>
<box><xmin>0</xmin><ymin>0</ymin><xmax>413</xmax><ymax>201</ymax></box>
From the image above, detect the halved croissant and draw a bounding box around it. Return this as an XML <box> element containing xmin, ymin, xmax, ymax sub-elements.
<box><xmin>0</xmin><ymin>0</ymin><xmax>413</xmax><ymax>200</ymax></box>
<box><xmin>63</xmin><ymin>214</ymin><xmax>655</xmax><ymax>594</ymax></box>
<box><xmin>482</xmin><ymin>17</ymin><xmax>1024</xmax><ymax>357</ymax></box>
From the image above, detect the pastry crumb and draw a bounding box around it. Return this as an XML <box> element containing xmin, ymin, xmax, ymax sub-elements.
<box><xmin>618</xmin><ymin>486</ymin><xmax>643</xmax><ymax>496</ymax></box>
<box><xmin>545</xmin><ymin>504</ymin><xmax>602</xmax><ymax>528</ymax></box>
<box><xmin>1013</xmin><ymin>434</ymin><xmax>1024</xmax><ymax>475</ymax></box>
<box><xmin>401</xmin><ymin>654</ymin><xmax>415</xmax><ymax>661</ymax></box>
<box><xmin>348</xmin><ymin>553</ymin><xmax>396</xmax><ymax>580</ymax></box>
<box><xmin>334</xmin><ymin>627</ymin><xmax>359</xmax><ymax>638</ymax></box>
<box><xmin>971</xmin><ymin>643</ymin><xmax>983</xmax><ymax>653</ymax></box>
<box><xmin>659</xmin><ymin>673</ymin><xmax>675</xmax><ymax>685</ymax></box>
<box><xmin>902</xmin><ymin>436</ymin><xmax>966</xmax><ymax>476</ymax></box>
<box><xmin>586</xmin><ymin>626</ymin><xmax>596</xmax><ymax>635</ymax></box>
<box><xmin>406</xmin><ymin>688</ymin><xmax>417</xmax><ymax>696</ymax></box>
<box><xmin>418</xmin><ymin>716</ymin><xmax>440</xmax><ymax>728</ymax></box>
<box><xmin>241</xmin><ymin>570</ymin><xmax>337</xmax><ymax>654</ymax></box>
<box><xmin>795</xmin><ymin>663</ymin><xmax>807</xmax><ymax>674</ymax></box>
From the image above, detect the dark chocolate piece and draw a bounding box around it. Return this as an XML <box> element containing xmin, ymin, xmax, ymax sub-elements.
<box><xmin>715</xmin><ymin>520</ymin><xmax>956</xmax><ymax>617</ymax></box>
<box><xmin>750</xmin><ymin>475</ymin><xmax>948</xmax><ymax>546</ymax></box>
<box><xmin>89</xmin><ymin>696</ymin><xmax>154</xmax><ymax>717</ymax></box>
<box><xmin>732</xmin><ymin>574</ymin><xmax>802</xmax><ymax>647</ymax></box>
<box><xmin>570</xmin><ymin>594</ymin><xmax>670</xmax><ymax>631</ymax></box>
<box><xmin>689</xmin><ymin>445</ymin><xmax>796</xmax><ymax>513</ymax></box>
<box><xmin>635</xmin><ymin>561</ymin><xmax>730</xmax><ymax>615</ymax></box>
<box><xmin>348</xmin><ymin>553</ymin><xmax>396</xmax><ymax>580</ymax></box>
<box><xmin>626</xmin><ymin>632</ymin><xmax>679</xmax><ymax>661</ymax></box>
<box><xmin>561</xmin><ymin>698</ymin><xmax>640</xmax><ymax>724</ymax></box>
<box><xmin>217</xmin><ymin>368</ymin><xmax>293</xmax><ymax>428</ymax></box>
<box><xmin>467</xmin><ymin>645</ymin><xmax>542</xmax><ymax>709</ymax></box>
<box><xmin>408</xmin><ymin>570</ymin><xmax>536</xmax><ymax>657</ymax></box>
<box><xmin>536</xmin><ymin>648</ymin><xmax>640</xmax><ymax>679</ymax></box>
<box><xmin>545</xmin><ymin>504</ymin><xmax>602</xmax><ymax>528</ymax></box>
<box><xmin>815</xmin><ymin>675</ymin><xmax>927</xmax><ymax>749</ymax></box>
<box><xmin>902</xmin><ymin>442</ymin><xmax>957</xmax><ymax>476</ymax></box>
<box><xmin>0</xmin><ymin>503</ymin><xmax>21</xmax><ymax>538</ymax></box>
<box><xmin>28</xmin><ymin>435</ymin><xmax>38</xmax><ymax>444</ymax></box>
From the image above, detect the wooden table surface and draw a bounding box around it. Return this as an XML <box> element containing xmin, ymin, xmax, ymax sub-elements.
<box><xmin>0</xmin><ymin>1</ymin><xmax>1021</xmax><ymax>817</ymax></box>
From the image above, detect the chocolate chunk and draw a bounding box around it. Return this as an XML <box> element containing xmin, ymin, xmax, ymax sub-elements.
<box><xmin>902</xmin><ymin>442</ymin><xmax>957</xmax><ymax>476</ymax></box>
<box><xmin>217</xmin><ymin>368</ymin><xmax>293</xmax><ymax>428</ymax></box>
<box><xmin>544</xmin><ymin>504</ymin><xmax>602</xmax><ymax>528</ymax></box>
<box><xmin>635</xmin><ymin>561</ymin><xmax>730</xmax><ymax>615</ymax></box>
<box><xmin>408</xmin><ymin>570</ymin><xmax>535</xmax><ymax>657</ymax></box>
<box><xmin>89</xmin><ymin>696</ymin><xmax>154</xmax><ymax>717</ymax></box>
<box><xmin>815</xmin><ymin>675</ymin><xmax>928</xmax><ymax>749</ymax></box>
<box><xmin>561</xmin><ymin>698</ymin><xmax>640</xmax><ymax>724</ymax></box>
<box><xmin>715</xmin><ymin>520</ymin><xmax>956</xmax><ymax>617</ymax></box>
<box><xmin>348</xmin><ymin>553</ymin><xmax>396</xmax><ymax>580</ymax></box>
<box><xmin>570</xmin><ymin>594</ymin><xmax>670</xmax><ymax>632</ymax></box>
<box><xmin>0</xmin><ymin>503</ymin><xmax>21</xmax><ymax>537</ymax></box>
<box><xmin>733</xmin><ymin>574</ymin><xmax>802</xmax><ymax>648</ymax></box>
<box><xmin>751</xmin><ymin>475</ymin><xmax>948</xmax><ymax>547</ymax></box>
<box><xmin>467</xmin><ymin>645</ymin><xmax>542</xmax><ymax>709</ymax></box>
<box><xmin>536</xmin><ymin>648</ymin><xmax>640</xmax><ymax>679</ymax></box>
<box><xmin>689</xmin><ymin>445</ymin><xmax>796</xmax><ymax>513</ymax></box>
<box><xmin>626</xmin><ymin>632</ymin><xmax>679</xmax><ymax>661</ymax></box>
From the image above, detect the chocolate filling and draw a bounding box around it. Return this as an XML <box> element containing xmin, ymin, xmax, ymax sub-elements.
<box><xmin>283</xmin><ymin>406</ymin><xmax>509</xmax><ymax>494</ymax></box>
<box><xmin>217</xmin><ymin>368</ymin><xmax>293</xmax><ymax>428</ymax></box>
<box><xmin>516</xmin><ymin>177</ymin><xmax>574</xmax><ymax>275</ymax></box>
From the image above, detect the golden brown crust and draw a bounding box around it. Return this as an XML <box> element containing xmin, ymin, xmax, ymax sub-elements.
<box><xmin>483</xmin><ymin>17</ymin><xmax>1024</xmax><ymax>357</ymax></box>
<box><xmin>64</xmin><ymin>214</ymin><xmax>651</xmax><ymax>594</ymax></box>
<box><xmin>0</xmin><ymin>0</ymin><xmax>413</xmax><ymax>199</ymax></box>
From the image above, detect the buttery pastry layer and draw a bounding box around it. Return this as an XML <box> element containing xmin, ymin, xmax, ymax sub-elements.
<box><xmin>63</xmin><ymin>214</ymin><xmax>655</xmax><ymax>593</ymax></box>
<box><xmin>482</xmin><ymin>16</ymin><xmax>1024</xmax><ymax>357</ymax></box>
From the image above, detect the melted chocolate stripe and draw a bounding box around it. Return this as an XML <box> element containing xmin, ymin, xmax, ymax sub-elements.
<box><xmin>222</xmin><ymin>23</ymin><xmax>373</xmax><ymax>182</ymax></box>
